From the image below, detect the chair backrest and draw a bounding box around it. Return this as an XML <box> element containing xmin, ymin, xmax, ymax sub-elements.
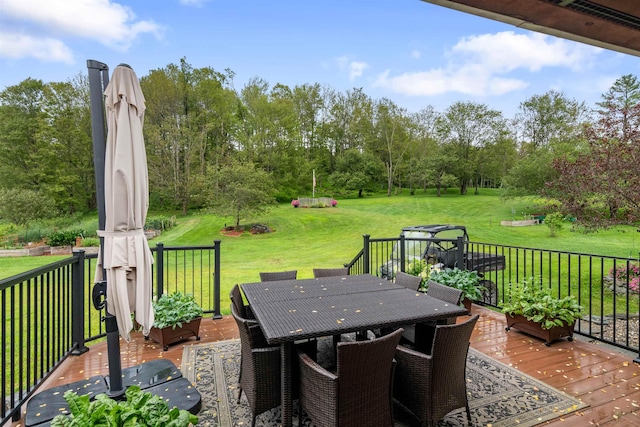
<box><xmin>395</xmin><ymin>271</ymin><xmax>422</xmax><ymax>291</ymax></box>
<box><xmin>394</xmin><ymin>314</ymin><xmax>479</xmax><ymax>426</ymax></box>
<box><xmin>230</xmin><ymin>304</ymin><xmax>277</xmax><ymax>413</ymax></box>
<box><xmin>259</xmin><ymin>270</ymin><xmax>297</xmax><ymax>282</ymax></box>
<box><xmin>230</xmin><ymin>284</ymin><xmax>249</xmax><ymax>319</ymax></box>
<box><xmin>426</xmin><ymin>280</ymin><xmax>463</xmax><ymax>305</ymax></box>
<box><xmin>335</xmin><ymin>328</ymin><xmax>403</xmax><ymax>425</ymax></box>
<box><xmin>429</xmin><ymin>314</ymin><xmax>479</xmax><ymax>420</ymax></box>
<box><xmin>313</xmin><ymin>267</ymin><xmax>349</xmax><ymax>278</ymax></box>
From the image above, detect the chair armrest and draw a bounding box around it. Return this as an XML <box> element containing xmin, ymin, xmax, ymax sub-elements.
<box><xmin>297</xmin><ymin>348</ymin><xmax>338</xmax><ymax>421</ymax></box>
<box><xmin>394</xmin><ymin>345</ymin><xmax>433</xmax><ymax>411</ymax></box>
<box><xmin>248</xmin><ymin>322</ymin><xmax>270</xmax><ymax>348</ymax></box>
<box><xmin>298</xmin><ymin>349</ymin><xmax>338</xmax><ymax>383</ymax></box>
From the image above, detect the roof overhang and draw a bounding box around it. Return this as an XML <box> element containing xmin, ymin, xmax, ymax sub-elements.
<box><xmin>420</xmin><ymin>0</ymin><xmax>640</xmax><ymax>57</ymax></box>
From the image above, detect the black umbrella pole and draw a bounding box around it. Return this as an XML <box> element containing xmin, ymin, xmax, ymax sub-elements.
<box><xmin>88</xmin><ymin>59</ymin><xmax>126</xmax><ymax>399</ymax></box>
<box><xmin>105</xmin><ymin>313</ymin><xmax>125</xmax><ymax>398</ymax></box>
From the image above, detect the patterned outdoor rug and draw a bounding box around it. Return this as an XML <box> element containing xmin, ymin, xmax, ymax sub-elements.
<box><xmin>181</xmin><ymin>338</ymin><xmax>586</xmax><ymax>427</ymax></box>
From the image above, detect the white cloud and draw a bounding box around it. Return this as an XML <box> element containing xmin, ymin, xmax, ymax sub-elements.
<box><xmin>452</xmin><ymin>31</ymin><xmax>601</xmax><ymax>73</ymax></box>
<box><xmin>411</xmin><ymin>50</ymin><xmax>421</xmax><ymax>59</ymax></box>
<box><xmin>0</xmin><ymin>0</ymin><xmax>163</xmax><ymax>62</ymax></box>
<box><xmin>374</xmin><ymin>31</ymin><xmax>602</xmax><ymax>98</ymax></box>
<box><xmin>335</xmin><ymin>56</ymin><xmax>369</xmax><ymax>81</ymax></box>
<box><xmin>374</xmin><ymin>66</ymin><xmax>528</xmax><ymax>97</ymax></box>
<box><xmin>0</xmin><ymin>31</ymin><xmax>74</xmax><ymax>63</ymax></box>
<box><xmin>348</xmin><ymin>61</ymin><xmax>369</xmax><ymax>81</ymax></box>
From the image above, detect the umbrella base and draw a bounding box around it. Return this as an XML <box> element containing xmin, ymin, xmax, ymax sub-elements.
<box><xmin>24</xmin><ymin>360</ymin><xmax>201</xmax><ymax>426</ymax></box>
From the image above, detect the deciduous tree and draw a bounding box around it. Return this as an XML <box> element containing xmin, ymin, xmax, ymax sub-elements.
<box><xmin>206</xmin><ymin>159</ymin><xmax>276</xmax><ymax>229</ymax></box>
<box><xmin>547</xmin><ymin>75</ymin><xmax>640</xmax><ymax>228</ymax></box>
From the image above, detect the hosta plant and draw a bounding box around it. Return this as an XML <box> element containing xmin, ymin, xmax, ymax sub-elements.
<box><xmin>50</xmin><ymin>385</ymin><xmax>198</xmax><ymax>426</ymax></box>
<box><xmin>501</xmin><ymin>277</ymin><xmax>584</xmax><ymax>330</ymax></box>
<box><xmin>153</xmin><ymin>291</ymin><xmax>203</xmax><ymax>330</ymax></box>
<box><xmin>427</xmin><ymin>267</ymin><xmax>485</xmax><ymax>301</ymax></box>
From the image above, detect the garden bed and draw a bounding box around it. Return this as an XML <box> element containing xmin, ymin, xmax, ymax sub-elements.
<box><xmin>500</xmin><ymin>219</ymin><xmax>539</xmax><ymax>226</ymax></box>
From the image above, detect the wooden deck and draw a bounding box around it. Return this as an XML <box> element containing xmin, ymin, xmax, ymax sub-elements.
<box><xmin>13</xmin><ymin>305</ymin><xmax>640</xmax><ymax>426</ymax></box>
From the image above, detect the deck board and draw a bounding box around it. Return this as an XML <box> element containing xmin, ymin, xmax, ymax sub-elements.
<box><xmin>12</xmin><ymin>305</ymin><xmax>640</xmax><ymax>426</ymax></box>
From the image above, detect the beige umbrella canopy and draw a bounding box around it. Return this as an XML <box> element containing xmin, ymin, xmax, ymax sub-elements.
<box><xmin>94</xmin><ymin>64</ymin><xmax>154</xmax><ymax>342</ymax></box>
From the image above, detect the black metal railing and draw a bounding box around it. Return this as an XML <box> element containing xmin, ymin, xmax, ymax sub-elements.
<box><xmin>0</xmin><ymin>241</ymin><xmax>221</xmax><ymax>425</ymax></box>
<box><xmin>347</xmin><ymin>234</ymin><xmax>640</xmax><ymax>358</ymax></box>
<box><xmin>3</xmin><ymin>235</ymin><xmax>639</xmax><ymax>423</ymax></box>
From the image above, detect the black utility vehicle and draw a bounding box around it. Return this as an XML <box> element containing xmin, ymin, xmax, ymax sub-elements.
<box><xmin>379</xmin><ymin>225</ymin><xmax>504</xmax><ymax>304</ymax></box>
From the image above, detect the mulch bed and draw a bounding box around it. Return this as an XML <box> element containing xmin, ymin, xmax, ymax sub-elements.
<box><xmin>221</xmin><ymin>224</ymin><xmax>271</xmax><ymax>237</ymax></box>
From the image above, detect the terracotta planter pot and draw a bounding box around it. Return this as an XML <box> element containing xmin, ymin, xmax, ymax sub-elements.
<box><xmin>505</xmin><ymin>314</ymin><xmax>574</xmax><ymax>347</ymax></box>
<box><xmin>462</xmin><ymin>298</ymin><xmax>472</xmax><ymax>311</ymax></box>
<box><xmin>147</xmin><ymin>317</ymin><xmax>202</xmax><ymax>351</ymax></box>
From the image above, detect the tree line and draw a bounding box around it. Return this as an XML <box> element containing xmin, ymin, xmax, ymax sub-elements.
<box><xmin>0</xmin><ymin>58</ymin><xmax>638</xmax><ymax>229</ymax></box>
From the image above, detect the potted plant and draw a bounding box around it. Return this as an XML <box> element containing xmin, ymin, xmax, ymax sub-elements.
<box><xmin>501</xmin><ymin>277</ymin><xmax>584</xmax><ymax>346</ymax></box>
<box><xmin>50</xmin><ymin>385</ymin><xmax>198</xmax><ymax>426</ymax></box>
<box><xmin>427</xmin><ymin>267</ymin><xmax>485</xmax><ymax>310</ymax></box>
<box><xmin>148</xmin><ymin>291</ymin><xmax>203</xmax><ymax>351</ymax></box>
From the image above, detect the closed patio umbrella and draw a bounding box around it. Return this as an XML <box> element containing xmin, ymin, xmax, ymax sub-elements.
<box><xmin>94</xmin><ymin>64</ymin><xmax>154</xmax><ymax>342</ymax></box>
<box><xmin>22</xmin><ymin>62</ymin><xmax>199</xmax><ymax>424</ymax></box>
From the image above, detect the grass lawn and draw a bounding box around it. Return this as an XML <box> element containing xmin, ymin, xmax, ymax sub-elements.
<box><xmin>2</xmin><ymin>189</ymin><xmax>639</xmax><ymax>292</ymax></box>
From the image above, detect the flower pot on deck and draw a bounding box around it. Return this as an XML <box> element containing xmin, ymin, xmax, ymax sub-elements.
<box><xmin>147</xmin><ymin>317</ymin><xmax>202</xmax><ymax>351</ymax></box>
<box><xmin>505</xmin><ymin>314</ymin><xmax>574</xmax><ymax>347</ymax></box>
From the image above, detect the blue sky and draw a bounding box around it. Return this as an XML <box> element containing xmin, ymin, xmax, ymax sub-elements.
<box><xmin>1</xmin><ymin>0</ymin><xmax>638</xmax><ymax>118</ymax></box>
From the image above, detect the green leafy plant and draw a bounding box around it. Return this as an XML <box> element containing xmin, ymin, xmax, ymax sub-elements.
<box><xmin>78</xmin><ymin>237</ymin><xmax>100</xmax><ymax>247</ymax></box>
<box><xmin>405</xmin><ymin>259</ymin><xmax>427</xmax><ymax>282</ymax></box>
<box><xmin>146</xmin><ymin>215</ymin><xmax>176</xmax><ymax>231</ymax></box>
<box><xmin>544</xmin><ymin>211</ymin><xmax>565</xmax><ymax>237</ymax></box>
<box><xmin>501</xmin><ymin>277</ymin><xmax>584</xmax><ymax>330</ymax></box>
<box><xmin>153</xmin><ymin>292</ymin><xmax>203</xmax><ymax>330</ymax></box>
<box><xmin>47</xmin><ymin>229</ymin><xmax>85</xmax><ymax>246</ymax></box>
<box><xmin>427</xmin><ymin>267</ymin><xmax>485</xmax><ymax>301</ymax></box>
<box><xmin>50</xmin><ymin>385</ymin><xmax>198</xmax><ymax>426</ymax></box>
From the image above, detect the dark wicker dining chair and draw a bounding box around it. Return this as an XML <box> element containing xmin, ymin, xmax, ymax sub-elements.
<box><xmin>400</xmin><ymin>279</ymin><xmax>465</xmax><ymax>348</ymax></box>
<box><xmin>231</xmin><ymin>303</ymin><xmax>279</xmax><ymax>427</ymax></box>
<box><xmin>426</xmin><ymin>280</ymin><xmax>464</xmax><ymax>305</ymax></box>
<box><xmin>312</xmin><ymin>267</ymin><xmax>349</xmax><ymax>278</ymax></box>
<box><xmin>402</xmin><ymin>279</ymin><xmax>467</xmax><ymax>351</ymax></box>
<box><xmin>297</xmin><ymin>328</ymin><xmax>403</xmax><ymax>427</ymax></box>
<box><xmin>259</xmin><ymin>270</ymin><xmax>297</xmax><ymax>282</ymax></box>
<box><xmin>377</xmin><ymin>271</ymin><xmax>422</xmax><ymax>338</ymax></box>
<box><xmin>395</xmin><ymin>271</ymin><xmax>422</xmax><ymax>291</ymax></box>
<box><xmin>394</xmin><ymin>314</ymin><xmax>480</xmax><ymax>427</ymax></box>
<box><xmin>230</xmin><ymin>284</ymin><xmax>254</xmax><ymax>320</ymax></box>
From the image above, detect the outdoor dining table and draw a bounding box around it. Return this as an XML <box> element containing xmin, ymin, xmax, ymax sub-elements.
<box><xmin>240</xmin><ymin>273</ymin><xmax>469</xmax><ymax>427</ymax></box>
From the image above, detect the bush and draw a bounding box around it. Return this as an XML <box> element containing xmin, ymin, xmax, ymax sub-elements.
<box><xmin>544</xmin><ymin>211</ymin><xmax>565</xmax><ymax>236</ymax></box>
<box><xmin>78</xmin><ymin>237</ymin><xmax>100</xmax><ymax>247</ymax></box>
<box><xmin>145</xmin><ymin>215</ymin><xmax>176</xmax><ymax>231</ymax></box>
<box><xmin>47</xmin><ymin>229</ymin><xmax>85</xmax><ymax>246</ymax></box>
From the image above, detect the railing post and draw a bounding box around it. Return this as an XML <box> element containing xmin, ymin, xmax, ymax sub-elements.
<box><xmin>363</xmin><ymin>234</ymin><xmax>370</xmax><ymax>274</ymax></box>
<box><xmin>636</xmin><ymin>251</ymin><xmax>640</xmax><ymax>364</ymax></box>
<box><xmin>399</xmin><ymin>233</ymin><xmax>406</xmax><ymax>272</ymax></box>
<box><xmin>212</xmin><ymin>240</ymin><xmax>222</xmax><ymax>319</ymax></box>
<box><xmin>156</xmin><ymin>242</ymin><xmax>164</xmax><ymax>297</ymax></box>
<box><xmin>71</xmin><ymin>250</ymin><xmax>89</xmax><ymax>355</ymax></box>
